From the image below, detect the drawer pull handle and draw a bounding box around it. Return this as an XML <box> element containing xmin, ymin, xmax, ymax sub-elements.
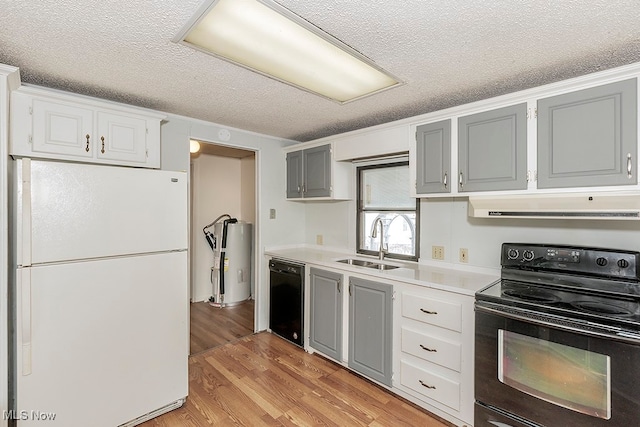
<box><xmin>85</xmin><ymin>134</ymin><xmax>90</xmax><ymax>152</ymax></box>
<box><xmin>101</xmin><ymin>136</ymin><xmax>106</xmax><ymax>154</ymax></box>
<box><xmin>420</xmin><ymin>308</ymin><xmax>437</xmax><ymax>315</ymax></box>
<box><xmin>627</xmin><ymin>153</ymin><xmax>632</xmax><ymax>179</ymax></box>
<box><xmin>420</xmin><ymin>344</ymin><xmax>437</xmax><ymax>352</ymax></box>
<box><xmin>419</xmin><ymin>380</ymin><xmax>436</xmax><ymax>390</ymax></box>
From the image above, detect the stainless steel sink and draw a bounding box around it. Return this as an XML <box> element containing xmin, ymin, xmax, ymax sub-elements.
<box><xmin>336</xmin><ymin>258</ymin><xmax>400</xmax><ymax>270</ymax></box>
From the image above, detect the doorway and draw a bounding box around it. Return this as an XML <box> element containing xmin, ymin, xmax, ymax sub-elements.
<box><xmin>189</xmin><ymin>141</ymin><xmax>256</xmax><ymax>354</ymax></box>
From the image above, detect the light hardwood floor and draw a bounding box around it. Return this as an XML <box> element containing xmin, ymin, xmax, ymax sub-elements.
<box><xmin>142</xmin><ymin>332</ymin><xmax>451</xmax><ymax>427</ymax></box>
<box><xmin>190</xmin><ymin>300</ymin><xmax>254</xmax><ymax>354</ymax></box>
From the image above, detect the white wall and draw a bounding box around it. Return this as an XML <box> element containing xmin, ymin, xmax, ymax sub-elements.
<box><xmin>241</xmin><ymin>156</ymin><xmax>256</xmax><ymax>224</ymax></box>
<box><xmin>420</xmin><ymin>197</ymin><xmax>640</xmax><ymax>269</ymax></box>
<box><xmin>304</xmin><ymin>201</ymin><xmax>354</xmax><ymax>249</ymax></box>
<box><xmin>301</xmin><ymin>195</ymin><xmax>640</xmax><ymax>271</ymax></box>
<box><xmin>1</xmin><ymin>63</ymin><xmax>20</xmax><ymax>427</ymax></box>
<box><xmin>191</xmin><ymin>153</ymin><xmax>244</xmax><ymax>302</ymax></box>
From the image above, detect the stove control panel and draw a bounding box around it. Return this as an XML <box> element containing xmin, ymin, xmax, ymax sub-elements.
<box><xmin>501</xmin><ymin>243</ymin><xmax>640</xmax><ymax>279</ymax></box>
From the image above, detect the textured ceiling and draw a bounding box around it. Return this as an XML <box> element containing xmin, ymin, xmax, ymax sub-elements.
<box><xmin>2</xmin><ymin>1</ymin><xmax>640</xmax><ymax>142</ymax></box>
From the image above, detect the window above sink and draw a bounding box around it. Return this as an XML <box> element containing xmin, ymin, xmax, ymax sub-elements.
<box><xmin>356</xmin><ymin>159</ymin><xmax>420</xmax><ymax>262</ymax></box>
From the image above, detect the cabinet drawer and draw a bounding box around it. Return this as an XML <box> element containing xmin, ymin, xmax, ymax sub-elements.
<box><xmin>401</xmin><ymin>327</ymin><xmax>461</xmax><ymax>372</ymax></box>
<box><xmin>400</xmin><ymin>360</ymin><xmax>460</xmax><ymax>410</ymax></box>
<box><xmin>402</xmin><ymin>293</ymin><xmax>462</xmax><ymax>332</ymax></box>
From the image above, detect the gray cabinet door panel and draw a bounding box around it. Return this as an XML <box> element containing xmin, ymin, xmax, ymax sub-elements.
<box><xmin>416</xmin><ymin>119</ymin><xmax>451</xmax><ymax>194</ymax></box>
<box><xmin>458</xmin><ymin>103</ymin><xmax>528</xmax><ymax>192</ymax></box>
<box><xmin>537</xmin><ymin>78</ymin><xmax>637</xmax><ymax>188</ymax></box>
<box><xmin>348</xmin><ymin>277</ymin><xmax>393</xmax><ymax>387</ymax></box>
<box><xmin>286</xmin><ymin>150</ymin><xmax>303</xmax><ymax>198</ymax></box>
<box><xmin>303</xmin><ymin>144</ymin><xmax>331</xmax><ymax>198</ymax></box>
<box><xmin>309</xmin><ymin>268</ymin><xmax>343</xmax><ymax>361</ymax></box>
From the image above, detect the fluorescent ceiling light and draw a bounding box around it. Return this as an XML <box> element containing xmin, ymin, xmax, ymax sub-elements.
<box><xmin>174</xmin><ymin>0</ymin><xmax>402</xmax><ymax>103</ymax></box>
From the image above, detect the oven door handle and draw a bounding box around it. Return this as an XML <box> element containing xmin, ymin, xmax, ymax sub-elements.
<box><xmin>475</xmin><ymin>302</ymin><xmax>640</xmax><ymax>344</ymax></box>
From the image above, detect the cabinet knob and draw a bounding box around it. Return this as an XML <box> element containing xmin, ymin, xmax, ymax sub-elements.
<box><xmin>85</xmin><ymin>134</ymin><xmax>90</xmax><ymax>152</ymax></box>
<box><xmin>101</xmin><ymin>136</ymin><xmax>105</xmax><ymax>154</ymax></box>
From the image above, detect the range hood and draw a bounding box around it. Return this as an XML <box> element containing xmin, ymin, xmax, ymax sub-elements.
<box><xmin>468</xmin><ymin>193</ymin><xmax>640</xmax><ymax>220</ymax></box>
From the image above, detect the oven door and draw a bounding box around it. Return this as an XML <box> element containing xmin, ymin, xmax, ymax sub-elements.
<box><xmin>475</xmin><ymin>302</ymin><xmax>640</xmax><ymax>427</ymax></box>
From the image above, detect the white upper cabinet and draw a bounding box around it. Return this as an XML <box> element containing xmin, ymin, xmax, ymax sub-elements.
<box><xmin>11</xmin><ymin>86</ymin><xmax>164</xmax><ymax>168</ymax></box>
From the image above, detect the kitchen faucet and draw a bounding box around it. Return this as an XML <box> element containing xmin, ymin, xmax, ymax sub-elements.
<box><xmin>371</xmin><ymin>218</ymin><xmax>387</xmax><ymax>261</ymax></box>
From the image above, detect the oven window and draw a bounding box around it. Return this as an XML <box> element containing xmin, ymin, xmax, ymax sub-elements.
<box><xmin>498</xmin><ymin>330</ymin><xmax>611</xmax><ymax>419</ymax></box>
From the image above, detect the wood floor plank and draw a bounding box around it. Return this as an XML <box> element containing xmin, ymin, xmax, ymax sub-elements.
<box><xmin>140</xmin><ymin>332</ymin><xmax>452</xmax><ymax>427</ymax></box>
<box><xmin>190</xmin><ymin>300</ymin><xmax>254</xmax><ymax>354</ymax></box>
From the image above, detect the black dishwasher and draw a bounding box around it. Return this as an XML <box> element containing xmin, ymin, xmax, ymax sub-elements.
<box><xmin>269</xmin><ymin>259</ymin><xmax>304</xmax><ymax>347</ymax></box>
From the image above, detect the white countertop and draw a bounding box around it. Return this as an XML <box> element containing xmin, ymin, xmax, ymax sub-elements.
<box><xmin>265</xmin><ymin>246</ymin><xmax>500</xmax><ymax>297</ymax></box>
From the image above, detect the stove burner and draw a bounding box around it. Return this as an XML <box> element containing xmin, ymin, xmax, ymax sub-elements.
<box><xmin>502</xmin><ymin>288</ymin><xmax>561</xmax><ymax>304</ymax></box>
<box><xmin>570</xmin><ymin>301</ymin><xmax>636</xmax><ymax>317</ymax></box>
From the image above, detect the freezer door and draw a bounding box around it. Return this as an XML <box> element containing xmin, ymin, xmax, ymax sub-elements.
<box><xmin>17</xmin><ymin>159</ymin><xmax>187</xmax><ymax>266</ymax></box>
<box><xmin>15</xmin><ymin>252</ymin><xmax>188</xmax><ymax>427</ymax></box>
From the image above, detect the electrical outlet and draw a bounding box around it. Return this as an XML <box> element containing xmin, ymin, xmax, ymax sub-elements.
<box><xmin>460</xmin><ymin>248</ymin><xmax>468</xmax><ymax>263</ymax></box>
<box><xmin>269</xmin><ymin>208</ymin><xmax>276</xmax><ymax>219</ymax></box>
<box><xmin>432</xmin><ymin>245</ymin><xmax>444</xmax><ymax>260</ymax></box>
<box><xmin>316</xmin><ymin>234</ymin><xmax>323</xmax><ymax>245</ymax></box>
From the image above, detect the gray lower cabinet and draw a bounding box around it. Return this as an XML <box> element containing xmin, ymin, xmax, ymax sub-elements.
<box><xmin>309</xmin><ymin>268</ymin><xmax>343</xmax><ymax>361</ymax></box>
<box><xmin>416</xmin><ymin>119</ymin><xmax>451</xmax><ymax>194</ymax></box>
<box><xmin>458</xmin><ymin>103</ymin><xmax>528</xmax><ymax>192</ymax></box>
<box><xmin>537</xmin><ymin>78</ymin><xmax>637</xmax><ymax>188</ymax></box>
<box><xmin>286</xmin><ymin>144</ymin><xmax>331</xmax><ymax>198</ymax></box>
<box><xmin>348</xmin><ymin>277</ymin><xmax>393</xmax><ymax>387</ymax></box>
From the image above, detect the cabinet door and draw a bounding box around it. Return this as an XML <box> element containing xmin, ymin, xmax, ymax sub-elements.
<box><xmin>96</xmin><ymin>111</ymin><xmax>148</xmax><ymax>164</ymax></box>
<box><xmin>32</xmin><ymin>97</ymin><xmax>94</xmax><ymax>158</ymax></box>
<box><xmin>416</xmin><ymin>119</ymin><xmax>451</xmax><ymax>193</ymax></box>
<box><xmin>537</xmin><ymin>78</ymin><xmax>637</xmax><ymax>188</ymax></box>
<box><xmin>303</xmin><ymin>144</ymin><xmax>331</xmax><ymax>198</ymax></box>
<box><xmin>458</xmin><ymin>103</ymin><xmax>527</xmax><ymax>192</ymax></box>
<box><xmin>309</xmin><ymin>268</ymin><xmax>343</xmax><ymax>361</ymax></box>
<box><xmin>348</xmin><ymin>277</ymin><xmax>393</xmax><ymax>386</ymax></box>
<box><xmin>286</xmin><ymin>150</ymin><xmax>303</xmax><ymax>198</ymax></box>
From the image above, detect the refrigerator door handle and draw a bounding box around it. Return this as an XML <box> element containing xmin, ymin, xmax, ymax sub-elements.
<box><xmin>19</xmin><ymin>268</ymin><xmax>33</xmax><ymax>375</ymax></box>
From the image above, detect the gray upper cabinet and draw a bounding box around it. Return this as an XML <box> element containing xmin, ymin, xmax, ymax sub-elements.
<box><xmin>348</xmin><ymin>277</ymin><xmax>393</xmax><ymax>387</ymax></box>
<box><xmin>303</xmin><ymin>144</ymin><xmax>331</xmax><ymax>197</ymax></box>
<box><xmin>537</xmin><ymin>78</ymin><xmax>637</xmax><ymax>189</ymax></box>
<box><xmin>286</xmin><ymin>150</ymin><xmax>303</xmax><ymax>198</ymax></box>
<box><xmin>286</xmin><ymin>144</ymin><xmax>331</xmax><ymax>198</ymax></box>
<box><xmin>309</xmin><ymin>268</ymin><xmax>343</xmax><ymax>361</ymax></box>
<box><xmin>458</xmin><ymin>103</ymin><xmax>528</xmax><ymax>192</ymax></box>
<box><xmin>416</xmin><ymin>119</ymin><xmax>451</xmax><ymax>194</ymax></box>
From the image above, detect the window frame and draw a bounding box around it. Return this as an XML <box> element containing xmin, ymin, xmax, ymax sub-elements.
<box><xmin>356</xmin><ymin>160</ymin><xmax>420</xmax><ymax>262</ymax></box>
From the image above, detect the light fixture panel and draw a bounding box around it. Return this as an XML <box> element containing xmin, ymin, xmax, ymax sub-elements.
<box><xmin>174</xmin><ymin>0</ymin><xmax>402</xmax><ymax>103</ymax></box>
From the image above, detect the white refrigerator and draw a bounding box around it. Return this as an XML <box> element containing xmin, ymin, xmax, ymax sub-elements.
<box><xmin>11</xmin><ymin>159</ymin><xmax>188</xmax><ymax>426</ymax></box>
